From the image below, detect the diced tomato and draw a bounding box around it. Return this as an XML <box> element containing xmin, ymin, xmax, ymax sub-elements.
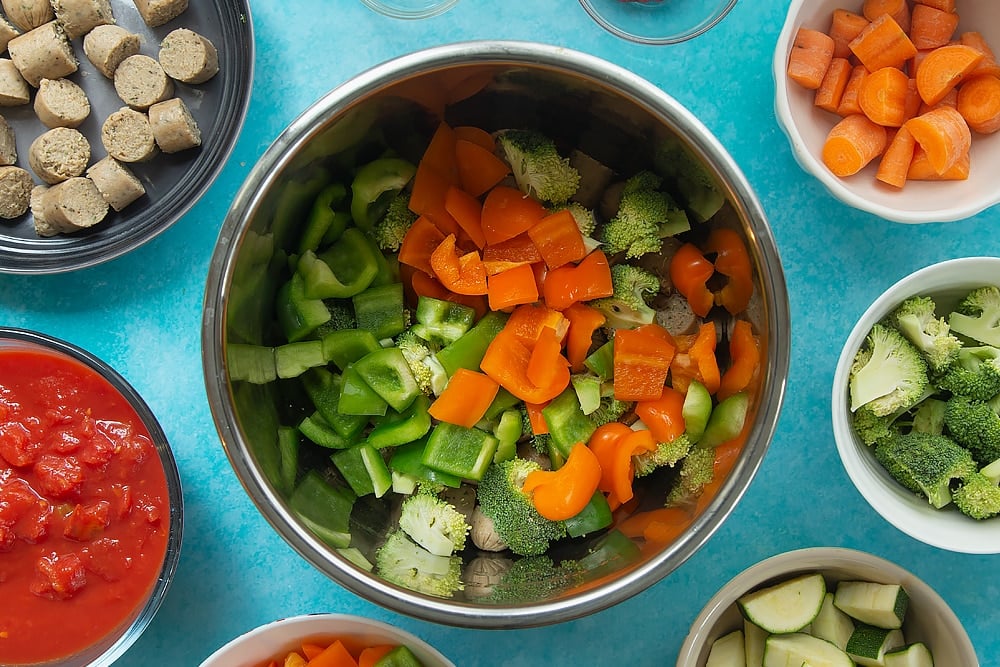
<box><xmin>0</xmin><ymin>421</ymin><xmax>41</xmax><ymax>467</ymax></box>
<box><xmin>33</xmin><ymin>455</ymin><xmax>84</xmax><ymax>500</ymax></box>
<box><xmin>31</xmin><ymin>552</ymin><xmax>87</xmax><ymax>600</ymax></box>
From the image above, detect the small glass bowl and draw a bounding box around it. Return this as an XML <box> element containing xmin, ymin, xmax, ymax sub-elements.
<box><xmin>359</xmin><ymin>0</ymin><xmax>459</xmax><ymax>19</ymax></box>
<box><xmin>578</xmin><ymin>0</ymin><xmax>738</xmax><ymax>45</ymax></box>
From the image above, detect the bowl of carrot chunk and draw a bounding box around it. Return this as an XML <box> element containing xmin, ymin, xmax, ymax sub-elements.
<box><xmin>774</xmin><ymin>0</ymin><xmax>1000</xmax><ymax>223</ymax></box>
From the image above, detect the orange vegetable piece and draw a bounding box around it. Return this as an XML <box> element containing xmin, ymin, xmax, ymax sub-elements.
<box><xmin>613</xmin><ymin>327</ymin><xmax>676</xmax><ymax>402</ymax></box>
<box><xmin>429</xmin><ymin>233</ymin><xmax>488</xmax><ymax>295</ymax></box>
<box><xmin>398</xmin><ymin>215</ymin><xmax>446</xmax><ymax>276</ymax></box>
<box><xmin>862</xmin><ymin>0</ymin><xmax>910</xmax><ymax>34</ymax></box>
<box><xmin>907</xmin><ymin>144</ymin><xmax>970</xmax><ymax>180</ymax></box>
<box><xmin>523</xmin><ymin>442</ymin><xmax>602</xmax><ymax>521</ymax></box>
<box><xmin>480</xmin><ymin>329</ymin><xmax>570</xmax><ymax>404</ymax></box>
<box><xmin>305</xmin><ymin>640</ymin><xmax>358</xmax><ymax>667</ymax></box>
<box><xmin>822</xmin><ymin>113</ymin><xmax>888</xmax><ymax>177</ymax></box>
<box><xmin>526</xmin><ymin>325</ymin><xmax>567</xmax><ymax>389</ymax></box>
<box><xmin>849</xmin><ymin>13</ymin><xmax>917</xmax><ymax>72</ymax></box>
<box><xmin>410</xmin><ymin>270</ymin><xmax>488</xmax><ymax>320</ymax></box>
<box><xmin>836</xmin><ymin>65</ymin><xmax>870</xmax><ymax>117</ymax></box>
<box><xmin>718</xmin><ymin>320</ymin><xmax>761</xmax><ymax>401</ymax></box>
<box><xmin>302</xmin><ymin>644</ymin><xmax>326</xmax><ymax>660</ymax></box>
<box><xmin>419</xmin><ymin>121</ymin><xmax>459</xmax><ymax>182</ymax></box>
<box><xmin>429</xmin><ymin>368</ymin><xmax>500</xmax><ymax>428</ymax></box>
<box><xmin>607</xmin><ymin>429</ymin><xmax>657</xmax><ymax>504</ymax></box>
<box><xmin>482</xmin><ymin>233</ymin><xmax>542</xmax><ymax>275</ymax></box>
<box><xmin>787</xmin><ymin>27</ymin><xmax>836</xmax><ymax>90</ymax></box>
<box><xmin>487</xmin><ymin>263</ymin><xmax>539</xmax><ymax>311</ymax></box>
<box><xmin>904</xmin><ymin>105</ymin><xmax>971</xmax><ymax>174</ymax></box>
<box><xmin>915</xmin><ymin>0</ymin><xmax>955</xmax><ymax>11</ymax></box>
<box><xmin>909</xmin><ymin>3</ymin><xmax>959</xmax><ymax>50</ymax></box>
<box><xmin>619</xmin><ymin>506</ymin><xmax>691</xmax><ymax>542</ymax></box>
<box><xmin>957</xmin><ymin>74</ymin><xmax>1000</xmax><ymax>134</ymax></box>
<box><xmin>409</xmin><ymin>124</ymin><xmax>459</xmax><ymax>229</ymax></box>
<box><xmin>358</xmin><ymin>646</ymin><xmax>395</xmax><ymax>667</ymax></box>
<box><xmin>876</xmin><ymin>125</ymin><xmax>917</xmax><ymax>188</ymax></box>
<box><xmin>455</xmin><ymin>139</ymin><xmax>511</xmax><ymax>198</ymax></box>
<box><xmin>669</xmin><ymin>243</ymin><xmax>715</xmax><ymax>318</ymax></box>
<box><xmin>859</xmin><ymin>66</ymin><xmax>911</xmax><ymax>126</ymax></box>
<box><xmin>444</xmin><ymin>185</ymin><xmax>486</xmax><ymax>249</ymax></box>
<box><xmin>541</xmin><ymin>249</ymin><xmax>614</xmax><ymax>311</ymax></box>
<box><xmin>814</xmin><ymin>57</ymin><xmax>853</xmax><ymax>113</ymax></box>
<box><xmin>959</xmin><ymin>32</ymin><xmax>1000</xmax><ymax>80</ymax></box>
<box><xmin>915</xmin><ymin>44</ymin><xmax>984</xmax><ymax>105</ymax></box>
<box><xmin>703</xmin><ymin>228</ymin><xmax>753</xmax><ymax>315</ymax></box>
<box><xmin>635</xmin><ymin>386</ymin><xmax>686</xmax><ymax>444</ymax></box>
<box><xmin>505</xmin><ymin>303</ymin><xmax>569</xmax><ymax>347</ymax></box>
<box><xmin>526</xmin><ymin>401</ymin><xmax>549</xmax><ymax>434</ymax></box>
<box><xmin>563</xmin><ymin>302</ymin><xmax>606</xmax><ymax>372</ymax></box>
<box><xmin>670</xmin><ymin>321</ymin><xmax>721</xmax><ymax>395</ymax></box>
<box><xmin>588</xmin><ymin>422</ymin><xmax>632</xmax><ymax>494</ymax></box>
<box><xmin>481</xmin><ymin>185</ymin><xmax>547</xmax><ymax>246</ymax></box>
<box><xmin>828</xmin><ymin>9</ymin><xmax>870</xmax><ymax>60</ymax></box>
<box><xmin>526</xmin><ymin>208</ymin><xmax>587</xmax><ymax>270</ymax></box>
<box><xmin>453</xmin><ymin>125</ymin><xmax>495</xmax><ymax>151</ymax></box>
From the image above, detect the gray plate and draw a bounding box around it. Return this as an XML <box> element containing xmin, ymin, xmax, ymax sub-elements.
<box><xmin>0</xmin><ymin>0</ymin><xmax>253</xmax><ymax>274</ymax></box>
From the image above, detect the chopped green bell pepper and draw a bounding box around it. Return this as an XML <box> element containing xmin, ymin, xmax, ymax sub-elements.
<box><xmin>388</xmin><ymin>439</ymin><xmax>462</xmax><ymax>488</ymax></box>
<box><xmin>350</xmin><ymin>157</ymin><xmax>416</xmax><ymax>230</ymax></box>
<box><xmin>298</xmin><ymin>182</ymin><xmax>348</xmax><ymax>254</ymax></box>
<box><xmin>482</xmin><ymin>388</ymin><xmax>521</xmax><ymax>423</ymax></box>
<box><xmin>353</xmin><ymin>346</ymin><xmax>420</xmax><ymax>413</ymax></box>
<box><xmin>299</xmin><ymin>227</ymin><xmax>380</xmax><ymax>299</ymax></box>
<box><xmin>301</xmin><ymin>368</ymin><xmax>368</xmax><ymax>439</ymax></box>
<box><xmin>570</xmin><ymin>373</ymin><xmax>602</xmax><ymax>416</ymax></box>
<box><xmin>564</xmin><ymin>491</ymin><xmax>612</xmax><ymax>538</ymax></box>
<box><xmin>276</xmin><ymin>425</ymin><xmax>300</xmax><ymax>494</ymax></box>
<box><xmin>274</xmin><ymin>340</ymin><xmax>326</xmax><ymax>378</ymax></box>
<box><xmin>422</xmin><ymin>422</ymin><xmax>498</xmax><ymax>481</ymax></box>
<box><xmin>436</xmin><ymin>310</ymin><xmax>509</xmax><ymax>376</ymax></box>
<box><xmin>331</xmin><ymin>442</ymin><xmax>393</xmax><ymax>497</ymax></box>
<box><xmin>321</xmin><ymin>328</ymin><xmax>381</xmax><ymax>370</ymax></box>
<box><xmin>298</xmin><ymin>411</ymin><xmax>355</xmax><ymax>449</ymax></box>
<box><xmin>289</xmin><ymin>470</ymin><xmax>356</xmax><ymax>548</ymax></box>
<box><xmin>276</xmin><ymin>272</ymin><xmax>331</xmax><ymax>342</ymax></box>
<box><xmin>367</xmin><ymin>395</ymin><xmax>432</xmax><ymax>449</ymax></box>
<box><xmin>542</xmin><ymin>387</ymin><xmax>597</xmax><ymax>463</ymax></box>
<box><xmin>227</xmin><ymin>343</ymin><xmax>277</xmax><ymax>384</ymax></box>
<box><xmin>583</xmin><ymin>339</ymin><xmax>615</xmax><ymax>381</ymax></box>
<box><xmin>353</xmin><ymin>283</ymin><xmax>406</xmax><ymax>341</ymax></box>
<box><xmin>493</xmin><ymin>408</ymin><xmax>522</xmax><ymax>463</ymax></box>
<box><xmin>338</xmin><ymin>365</ymin><xmax>388</xmax><ymax>416</ymax></box>
<box><xmin>410</xmin><ymin>296</ymin><xmax>476</xmax><ymax>346</ymax></box>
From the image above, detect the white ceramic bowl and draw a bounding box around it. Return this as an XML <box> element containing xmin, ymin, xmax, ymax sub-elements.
<box><xmin>199</xmin><ymin>614</ymin><xmax>455</xmax><ymax>667</ymax></box>
<box><xmin>832</xmin><ymin>256</ymin><xmax>1000</xmax><ymax>553</ymax></box>
<box><xmin>773</xmin><ymin>0</ymin><xmax>1000</xmax><ymax>223</ymax></box>
<box><xmin>675</xmin><ymin>547</ymin><xmax>979</xmax><ymax>666</ymax></box>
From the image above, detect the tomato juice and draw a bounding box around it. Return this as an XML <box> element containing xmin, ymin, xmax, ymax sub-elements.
<box><xmin>0</xmin><ymin>342</ymin><xmax>174</xmax><ymax>665</ymax></box>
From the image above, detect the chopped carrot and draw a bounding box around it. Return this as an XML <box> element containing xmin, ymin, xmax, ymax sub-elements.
<box><xmin>563</xmin><ymin>302</ymin><xmax>606</xmax><ymax>373</ymax></box>
<box><xmin>911</xmin><ymin>48</ymin><xmax>931</xmax><ymax>79</ymax></box>
<box><xmin>481</xmin><ymin>233</ymin><xmax>542</xmax><ymax>275</ymax></box>
<box><xmin>526</xmin><ymin>401</ymin><xmax>549</xmax><ymax>434</ymax></box>
<box><xmin>822</xmin><ymin>113</ymin><xmax>888</xmax><ymax>177</ymax></box>
<box><xmin>613</xmin><ymin>327</ymin><xmax>675</xmax><ymax>402</ymax></box>
<box><xmin>915</xmin><ymin>0</ymin><xmax>955</xmax><ymax>12</ymax></box>
<box><xmin>526</xmin><ymin>208</ymin><xmax>587</xmax><ymax>270</ymax></box>
<box><xmin>836</xmin><ymin>65</ymin><xmax>870</xmax><ymax>116</ymax></box>
<box><xmin>357</xmin><ymin>646</ymin><xmax>395</xmax><ymax>667</ymax></box>
<box><xmin>429</xmin><ymin>233</ymin><xmax>488</xmax><ymax>295</ymax></box>
<box><xmin>480</xmin><ymin>185</ymin><xmax>547</xmax><ymax>246</ymax></box>
<box><xmin>814</xmin><ymin>57</ymin><xmax>853</xmax><ymax>113</ymax></box>
<box><xmin>959</xmin><ymin>32</ymin><xmax>1000</xmax><ymax>79</ymax></box>
<box><xmin>858</xmin><ymin>66</ymin><xmax>911</xmax><ymax>126</ymax></box>
<box><xmin>505</xmin><ymin>303</ymin><xmax>569</xmax><ymax>347</ymax></box>
<box><xmin>909</xmin><ymin>3</ymin><xmax>959</xmax><ymax>50</ymax></box>
<box><xmin>302</xmin><ymin>645</ymin><xmax>325</xmax><ymax>661</ymax></box>
<box><xmin>787</xmin><ymin>27</ymin><xmax>836</xmax><ymax>90</ymax></box>
<box><xmin>904</xmin><ymin>105</ymin><xmax>971</xmax><ymax>174</ymax></box>
<box><xmin>487</xmin><ymin>263</ymin><xmax>539</xmax><ymax>311</ymax></box>
<box><xmin>917</xmin><ymin>86</ymin><xmax>957</xmax><ymax>114</ymax></box>
<box><xmin>903</xmin><ymin>78</ymin><xmax>923</xmax><ymax>122</ymax></box>
<box><xmin>849</xmin><ymin>13</ymin><xmax>917</xmax><ymax>72</ymax></box>
<box><xmin>828</xmin><ymin>8</ymin><xmax>870</xmax><ymax>59</ymax></box>
<box><xmin>862</xmin><ymin>0</ymin><xmax>910</xmax><ymax>34</ymax></box>
<box><xmin>915</xmin><ymin>43</ymin><xmax>984</xmax><ymax>105</ymax></box>
<box><xmin>635</xmin><ymin>386</ymin><xmax>686</xmax><ymax>443</ymax></box>
<box><xmin>443</xmin><ymin>185</ymin><xmax>486</xmax><ymax>248</ymax></box>
<box><xmin>876</xmin><ymin>125</ymin><xmax>917</xmax><ymax>187</ymax></box>
<box><xmin>398</xmin><ymin>215</ymin><xmax>445</xmax><ymax>276</ymax></box>
<box><xmin>907</xmin><ymin>143</ymin><xmax>970</xmax><ymax>179</ymax></box>
<box><xmin>956</xmin><ymin>74</ymin><xmax>1000</xmax><ymax>134</ymax></box>
<box><xmin>429</xmin><ymin>368</ymin><xmax>500</xmax><ymax>428</ymax></box>
<box><xmin>522</xmin><ymin>442</ymin><xmax>602</xmax><ymax>521</ymax></box>
<box><xmin>668</xmin><ymin>243</ymin><xmax>715</xmax><ymax>318</ymax></box>
<box><xmin>718</xmin><ymin>320</ymin><xmax>761</xmax><ymax>401</ymax></box>
<box><xmin>541</xmin><ymin>249</ymin><xmax>614</xmax><ymax>311</ymax></box>
<box><xmin>305</xmin><ymin>640</ymin><xmax>358</xmax><ymax>667</ymax></box>
<box><xmin>455</xmin><ymin>139</ymin><xmax>510</xmax><ymax>197</ymax></box>
<box><xmin>452</xmin><ymin>125</ymin><xmax>495</xmax><ymax>151</ymax></box>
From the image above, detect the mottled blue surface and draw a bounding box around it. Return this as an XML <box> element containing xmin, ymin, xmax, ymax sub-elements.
<box><xmin>1</xmin><ymin>1</ymin><xmax>998</xmax><ymax>665</ymax></box>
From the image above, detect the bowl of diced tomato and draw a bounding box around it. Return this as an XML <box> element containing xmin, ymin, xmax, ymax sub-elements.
<box><xmin>200</xmin><ymin>614</ymin><xmax>454</xmax><ymax>667</ymax></box>
<box><xmin>0</xmin><ymin>328</ymin><xmax>183</xmax><ymax>666</ymax></box>
<box><xmin>202</xmin><ymin>41</ymin><xmax>789</xmax><ymax>628</ymax></box>
<box><xmin>774</xmin><ymin>0</ymin><xmax>1000</xmax><ymax>223</ymax></box>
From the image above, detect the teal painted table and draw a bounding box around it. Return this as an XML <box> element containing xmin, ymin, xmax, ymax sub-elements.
<box><xmin>1</xmin><ymin>1</ymin><xmax>998</xmax><ymax>664</ymax></box>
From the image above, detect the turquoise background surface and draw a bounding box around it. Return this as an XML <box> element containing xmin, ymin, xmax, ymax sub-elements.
<box><xmin>1</xmin><ymin>0</ymin><xmax>999</xmax><ymax>665</ymax></box>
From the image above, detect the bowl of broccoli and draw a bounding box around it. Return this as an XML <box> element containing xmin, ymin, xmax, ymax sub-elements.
<box><xmin>833</xmin><ymin>255</ymin><xmax>1000</xmax><ymax>554</ymax></box>
<box><xmin>202</xmin><ymin>41</ymin><xmax>790</xmax><ymax>627</ymax></box>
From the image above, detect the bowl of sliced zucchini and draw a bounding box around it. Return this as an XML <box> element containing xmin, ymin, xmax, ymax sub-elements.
<box><xmin>675</xmin><ymin>547</ymin><xmax>978</xmax><ymax>667</ymax></box>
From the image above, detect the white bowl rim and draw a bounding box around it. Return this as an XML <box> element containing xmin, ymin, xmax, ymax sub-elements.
<box><xmin>198</xmin><ymin>613</ymin><xmax>455</xmax><ymax>667</ymax></box>
<box><xmin>772</xmin><ymin>0</ymin><xmax>1000</xmax><ymax>224</ymax></box>
<box><xmin>832</xmin><ymin>256</ymin><xmax>1000</xmax><ymax>554</ymax></box>
<box><xmin>675</xmin><ymin>546</ymin><xmax>978</xmax><ymax>666</ymax></box>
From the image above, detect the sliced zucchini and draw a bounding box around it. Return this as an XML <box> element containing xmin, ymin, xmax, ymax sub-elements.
<box><xmin>834</xmin><ymin>581</ymin><xmax>909</xmax><ymax>629</ymax></box>
<box><xmin>738</xmin><ymin>573</ymin><xmax>827</xmax><ymax>634</ymax></box>
<box><xmin>763</xmin><ymin>633</ymin><xmax>854</xmax><ymax>667</ymax></box>
<box><xmin>744</xmin><ymin>618</ymin><xmax>768</xmax><ymax>667</ymax></box>
<box><xmin>884</xmin><ymin>643</ymin><xmax>934</xmax><ymax>667</ymax></box>
<box><xmin>846</xmin><ymin>623</ymin><xmax>905</xmax><ymax>667</ymax></box>
<box><xmin>707</xmin><ymin>629</ymin><xmax>747</xmax><ymax>667</ymax></box>
<box><xmin>811</xmin><ymin>592</ymin><xmax>855</xmax><ymax>651</ymax></box>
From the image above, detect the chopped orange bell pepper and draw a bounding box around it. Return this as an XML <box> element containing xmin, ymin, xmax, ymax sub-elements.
<box><xmin>563</xmin><ymin>303</ymin><xmax>606</xmax><ymax>373</ymax></box>
<box><xmin>522</xmin><ymin>442</ymin><xmax>602</xmax><ymax>521</ymax></box>
<box><xmin>704</xmin><ymin>228</ymin><xmax>753</xmax><ymax>315</ymax></box>
<box><xmin>670</xmin><ymin>321</ymin><xmax>720</xmax><ymax>395</ymax></box>
<box><xmin>504</xmin><ymin>304</ymin><xmax>568</xmax><ymax>348</ymax></box>
<box><xmin>480</xmin><ymin>329</ymin><xmax>570</xmax><ymax>404</ymax></box>
<box><xmin>482</xmin><ymin>233</ymin><xmax>542</xmax><ymax>275</ymax></box>
<box><xmin>398</xmin><ymin>215</ymin><xmax>445</xmax><ymax>276</ymax></box>
<box><xmin>526</xmin><ymin>208</ymin><xmax>587</xmax><ymax>270</ymax></box>
<box><xmin>429</xmin><ymin>233</ymin><xmax>488</xmax><ymax>296</ymax></box>
<box><xmin>487</xmin><ymin>263</ymin><xmax>539</xmax><ymax>311</ymax></box>
<box><xmin>429</xmin><ymin>368</ymin><xmax>500</xmax><ymax>428</ymax></box>
<box><xmin>455</xmin><ymin>138</ymin><xmax>510</xmax><ymax>197</ymax></box>
<box><xmin>669</xmin><ymin>243</ymin><xmax>715</xmax><ymax>317</ymax></box>
<box><xmin>618</xmin><ymin>507</ymin><xmax>692</xmax><ymax>543</ymax></box>
<box><xmin>526</xmin><ymin>325</ymin><xmax>567</xmax><ymax>389</ymax></box>
<box><xmin>525</xmin><ymin>401</ymin><xmax>549</xmax><ymax>434</ymax></box>
<box><xmin>608</xmin><ymin>429</ymin><xmax>657</xmax><ymax>505</ymax></box>
<box><xmin>718</xmin><ymin>320</ymin><xmax>761</xmax><ymax>401</ymax></box>
<box><xmin>481</xmin><ymin>185</ymin><xmax>547</xmax><ymax>246</ymax></box>
<box><xmin>635</xmin><ymin>386</ymin><xmax>686</xmax><ymax>443</ymax></box>
<box><xmin>613</xmin><ymin>326</ymin><xmax>676</xmax><ymax>401</ymax></box>
<box><xmin>588</xmin><ymin>422</ymin><xmax>632</xmax><ymax>497</ymax></box>
<box><xmin>444</xmin><ymin>185</ymin><xmax>486</xmax><ymax>249</ymax></box>
<box><xmin>541</xmin><ymin>249</ymin><xmax>614</xmax><ymax>311</ymax></box>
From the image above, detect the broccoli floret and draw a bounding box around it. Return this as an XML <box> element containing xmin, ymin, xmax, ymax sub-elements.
<box><xmin>952</xmin><ymin>472</ymin><xmax>1000</xmax><ymax>520</ymax></box>
<box><xmin>943</xmin><ymin>394</ymin><xmax>1000</xmax><ymax>466</ymax></box>
<box><xmin>395</xmin><ymin>330</ymin><xmax>448</xmax><ymax>396</ymax></box>
<box><xmin>889</xmin><ymin>296</ymin><xmax>961</xmax><ymax>374</ymax></box>
<box><xmin>597</xmin><ymin>171</ymin><xmax>688</xmax><ymax>259</ymax></box>
<box><xmin>590</xmin><ymin>264</ymin><xmax>660</xmax><ymax>330</ymax></box>
<box><xmin>550</xmin><ymin>201</ymin><xmax>597</xmax><ymax>237</ymax></box>
<box><xmin>476</xmin><ymin>458</ymin><xmax>567</xmax><ymax>556</ymax></box>
<box><xmin>633</xmin><ymin>432</ymin><xmax>695</xmax><ymax>478</ymax></box>
<box><xmin>911</xmin><ymin>397</ymin><xmax>948</xmax><ymax>435</ymax></box>
<box><xmin>482</xmin><ymin>555</ymin><xmax>584</xmax><ymax>604</ymax></box>
<box><xmin>397</xmin><ymin>493</ymin><xmax>470</xmax><ymax>557</ymax></box>
<box><xmin>937</xmin><ymin>346</ymin><xmax>1000</xmax><ymax>400</ymax></box>
<box><xmin>852</xmin><ymin>404</ymin><xmax>901</xmax><ymax>446</ymax></box>
<box><xmin>849</xmin><ymin>324</ymin><xmax>930</xmax><ymax>417</ymax></box>
<box><xmin>664</xmin><ymin>446</ymin><xmax>715</xmax><ymax>509</ymax></box>
<box><xmin>495</xmin><ymin>129</ymin><xmax>580</xmax><ymax>205</ymax></box>
<box><xmin>370</xmin><ymin>191</ymin><xmax>418</xmax><ymax>252</ymax></box>
<box><xmin>983</xmin><ymin>458</ymin><xmax>1000</xmax><ymax>485</ymax></box>
<box><xmin>518</xmin><ymin>404</ymin><xmax>552</xmax><ymax>455</ymax></box>
<box><xmin>374</xmin><ymin>530</ymin><xmax>463</xmax><ymax>598</ymax></box>
<box><xmin>873</xmin><ymin>432</ymin><xmax>978</xmax><ymax>508</ymax></box>
<box><xmin>949</xmin><ymin>285</ymin><xmax>1000</xmax><ymax>347</ymax></box>
<box><xmin>590</xmin><ymin>393</ymin><xmax>632</xmax><ymax>427</ymax></box>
